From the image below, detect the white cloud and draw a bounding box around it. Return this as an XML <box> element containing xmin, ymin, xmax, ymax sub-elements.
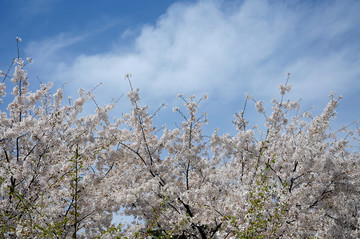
<box><xmin>287</xmin><ymin>49</ymin><xmax>360</xmax><ymax>99</ymax></box>
<box><xmin>25</xmin><ymin>0</ymin><xmax>360</xmax><ymax>110</ymax></box>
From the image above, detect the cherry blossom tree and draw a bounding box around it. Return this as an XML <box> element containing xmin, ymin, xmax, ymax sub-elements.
<box><xmin>0</xmin><ymin>39</ymin><xmax>122</xmax><ymax>238</ymax></box>
<box><xmin>1</xmin><ymin>40</ymin><xmax>359</xmax><ymax>238</ymax></box>
<box><xmin>104</xmin><ymin>77</ymin><xmax>360</xmax><ymax>239</ymax></box>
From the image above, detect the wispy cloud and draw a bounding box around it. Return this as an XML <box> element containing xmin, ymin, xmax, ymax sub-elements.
<box><xmin>24</xmin><ymin>0</ymin><xmax>360</xmax><ymax>111</ymax></box>
<box><xmin>19</xmin><ymin>0</ymin><xmax>60</xmax><ymax>17</ymax></box>
<box><xmin>27</xmin><ymin>34</ymin><xmax>85</xmax><ymax>60</ymax></box>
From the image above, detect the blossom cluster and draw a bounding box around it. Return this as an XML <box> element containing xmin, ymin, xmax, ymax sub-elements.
<box><xmin>0</xmin><ymin>54</ymin><xmax>359</xmax><ymax>238</ymax></box>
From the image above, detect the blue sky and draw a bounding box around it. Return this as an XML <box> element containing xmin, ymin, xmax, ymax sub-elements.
<box><xmin>1</xmin><ymin>0</ymin><xmax>360</xmax><ymax>134</ymax></box>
